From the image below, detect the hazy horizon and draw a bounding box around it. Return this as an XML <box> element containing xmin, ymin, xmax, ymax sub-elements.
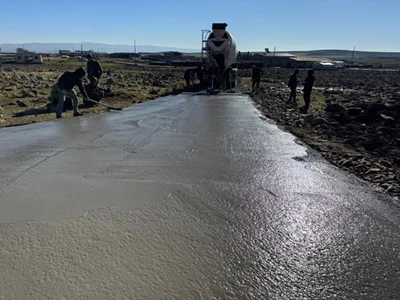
<box><xmin>1</xmin><ymin>42</ymin><xmax>399</xmax><ymax>55</ymax></box>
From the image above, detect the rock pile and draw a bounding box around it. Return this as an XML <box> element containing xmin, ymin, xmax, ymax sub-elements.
<box><xmin>247</xmin><ymin>70</ymin><xmax>400</xmax><ymax>196</ymax></box>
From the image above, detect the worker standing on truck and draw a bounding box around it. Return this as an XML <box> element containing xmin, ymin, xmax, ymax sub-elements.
<box><xmin>87</xmin><ymin>54</ymin><xmax>103</xmax><ymax>87</ymax></box>
<box><xmin>251</xmin><ymin>65</ymin><xmax>264</xmax><ymax>92</ymax></box>
<box><xmin>287</xmin><ymin>69</ymin><xmax>299</xmax><ymax>105</ymax></box>
<box><xmin>55</xmin><ymin>67</ymin><xmax>92</xmax><ymax>118</ymax></box>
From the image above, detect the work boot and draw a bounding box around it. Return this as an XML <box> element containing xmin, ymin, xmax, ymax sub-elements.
<box><xmin>56</xmin><ymin>115</ymin><xmax>62</xmax><ymax>119</ymax></box>
<box><xmin>73</xmin><ymin>112</ymin><xmax>83</xmax><ymax>117</ymax></box>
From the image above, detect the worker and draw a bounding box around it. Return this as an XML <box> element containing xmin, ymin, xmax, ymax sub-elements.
<box><xmin>209</xmin><ymin>62</ymin><xmax>220</xmax><ymax>89</ymax></box>
<box><xmin>184</xmin><ymin>68</ymin><xmax>197</xmax><ymax>86</ymax></box>
<box><xmin>87</xmin><ymin>53</ymin><xmax>103</xmax><ymax>87</ymax></box>
<box><xmin>223</xmin><ymin>66</ymin><xmax>233</xmax><ymax>90</ymax></box>
<box><xmin>196</xmin><ymin>65</ymin><xmax>204</xmax><ymax>85</ymax></box>
<box><xmin>251</xmin><ymin>65</ymin><xmax>264</xmax><ymax>92</ymax></box>
<box><xmin>83</xmin><ymin>76</ymin><xmax>104</xmax><ymax>107</ymax></box>
<box><xmin>302</xmin><ymin>69</ymin><xmax>315</xmax><ymax>113</ymax></box>
<box><xmin>55</xmin><ymin>67</ymin><xmax>92</xmax><ymax>118</ymax></box>
<box><xmin>287</xmin><ymin>69</ymin><xmax>299</xmax><ymax>105</ymax></box>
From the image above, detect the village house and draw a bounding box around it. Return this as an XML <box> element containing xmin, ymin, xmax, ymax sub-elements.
<box><xmin>15</xmin><ymin>49</ymin><xmax>43</xmax><ymax>64</ymax></box>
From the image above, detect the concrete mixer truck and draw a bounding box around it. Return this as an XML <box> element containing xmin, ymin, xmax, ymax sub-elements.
<box><xmin>202</xmin><ymin>23</ymin><xmax>237</xmax><ymax>93</ymax></box>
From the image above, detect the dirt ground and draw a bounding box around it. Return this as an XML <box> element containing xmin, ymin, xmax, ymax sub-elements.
<box><xmin>238</xmin><ymin>67</ymin><xmax>400</xmax><ymax>197</ymax></box>
<box><xmin>0</xmin><ymin>58</ymin><xmax>187</xmax><ymax>127</ymax></box>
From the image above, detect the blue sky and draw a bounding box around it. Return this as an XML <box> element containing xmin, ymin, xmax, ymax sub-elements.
<box><xmin>1</xmin><ymin>0</ymin><xmax>399</xmax><ymax>51</ymax></box>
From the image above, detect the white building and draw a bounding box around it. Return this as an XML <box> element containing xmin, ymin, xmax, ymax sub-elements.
<box><xmin>312</xmin><ymin>61</ymin><xmax>336</xmax><ymax>70</ymax></box>
<box><xmin>15</xmin><ymin>49</ymin><xmax>43</xmax><ymax>64</ymax></box>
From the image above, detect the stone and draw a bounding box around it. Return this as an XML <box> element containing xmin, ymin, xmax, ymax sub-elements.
<box><xmin>333</xmin><ymin>113</ymin><xmax>352</xmax><ymax>124</ymax></box>
<box><xmin>347</xmin><ymin>107</ymin><xmax>363</xmax><ymax>116</ymax></box>
<box><xmin>311</xmin><ymin>116</ymin><xmax>330</xmax><ymax>126</ymax></box>
<box><xmin>380</xmin><ymin>114</ymin><xmax>396</xmax><ymax>127</ymax></box>
<box><xmin>388</xmin><ymin>150</ymin><xmax>400</xmax><ymax>166</ymax></box>
<box><xmin>380</xmin><ymin>160</ymin><xmax>393</xmax><ymax>168</ymax></box>
<box><xmin>344</xmin><ymin>136</ymin><xmax>368</xmax><ymax>147</ymax></box>
<box><xmin>338</xmin><ymin>158</ymin><xmax>354</xmax><ymax>167</ymax></box>
<box><xmin>377</xmin><ymin>126</ymin><xmax>396</xmax><ymax>135</ymax></box>
<box><xmin>106</xmin><ymin>78</ymin><xmax>115</xmax><ymax>85</ymax></box>
<box><xmin>364</xmin><ymin>136</ymin><xmax>385</xmax><ymax>151</ymax></box>
<box><xmin>21</xmin><ymin>90</ymin><xmax>36</xmax><ymax>98</ymax></box>
<box><xmin>367</xmin><ymin>102</ymin><xmax>387</xmax><ymax>115</ymax></box>
<box><xmin>152</xmin><ymin>80</ymin><xmax>166</xmax><ymax>88</ymax></box>
<box><xmin>20</xmin><ymin>74</ymin><xmax>30</xmax><ymax>81</ymax></box>
<box><xmin>16</xmin><ymin>100</ymin><xmax>29</xmax><ymax>107</ymax></box>
<box><xmin>380</xmin><ymin>183</ymin><xmax>394</xmax><ymax>191</ymax></box>
<box><xmin>325</xmin><ymin>103</ymin><xmax>346</xmax><ymax>114</ymax></box>
<box><xmin>366</xmin><ymin>167</ymin><xmax>382</xmax><ymax>174</ymax></box>
<box><xmin>149</xmin><ymin>89</ymin><xmax>158</xmax><ymax>95</ymax></box>
<box><xmin>3</xmin><ymin>86</ymin><xmax>16</xmax><ymax>91</ymax></box>
<box><xmin>304</xmin><ymin>114</ymin><xmax>315</xmax><ymax>123</ymax></box>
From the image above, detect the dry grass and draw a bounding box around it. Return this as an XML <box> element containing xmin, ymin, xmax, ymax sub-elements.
<box><xmin>0</xmin><ymin>59</ymin><xmax>186</xmax><ymax>127</ymax></box>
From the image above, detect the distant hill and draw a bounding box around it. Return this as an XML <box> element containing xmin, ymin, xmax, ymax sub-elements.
<box><xmin>286</xmin><ymin>49</ymin><xmax>400</xmax><ymax>59</ymax></box>
<box><xmin>0</xmin><ymin>42</ymin><xmax>198</xmax><ymax>54</ymax></box>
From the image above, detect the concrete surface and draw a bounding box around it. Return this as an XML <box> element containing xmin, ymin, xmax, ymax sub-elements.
<box><xmin>0</xmin><ymin>93</ymin><xmax>399</xmax><ymax>299</ymax></box>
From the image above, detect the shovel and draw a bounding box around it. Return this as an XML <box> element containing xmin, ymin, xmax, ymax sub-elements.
<box><xmin>85</xmin><ymin>98</ymin><xmax>123</xmax><ymax>111</ymax></box>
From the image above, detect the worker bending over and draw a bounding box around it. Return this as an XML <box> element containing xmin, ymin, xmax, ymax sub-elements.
<box><xmin>55</xmin><ymin>67</ymin><xmax>92</xmax><ymax>118</ymax></box>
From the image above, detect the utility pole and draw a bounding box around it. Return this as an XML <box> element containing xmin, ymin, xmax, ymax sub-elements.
<box><xmin>351</xmin><ymin>46</ymin><xmax>356</xmax><ymax>63</ymax></box>
<box><xmin>134</xmin><ymin>39</ymin><xmax>137</xmax><ymax>54</ymax></box>
<box><xmin>274</xmin><ymin>47</ymin><xmax>276</xmax><ymax>56</ymax></box>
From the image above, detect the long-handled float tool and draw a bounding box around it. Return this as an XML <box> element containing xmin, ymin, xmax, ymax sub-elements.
<box><xmin>85</xmin><ymin>99</ymin><xmax>123</xmax><ymax>111</ymax></box>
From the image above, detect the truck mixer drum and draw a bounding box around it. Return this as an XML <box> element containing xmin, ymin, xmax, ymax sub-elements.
<box><xmin>204</xmin><ymin>23</ymin><xmax>237</xmax><ymax>92</ymax></box>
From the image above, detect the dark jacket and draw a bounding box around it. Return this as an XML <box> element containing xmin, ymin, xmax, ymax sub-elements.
<box><xmin>196</xmin><ymin>67</ymin><xmax>204</xmax><ymax>82</ymax></box>
<box><xmin>252</xmin><ymin>67</ymin><xmax>263</xmax><ymax>79</ymax></box>
<box><xmin>288</xmin><ymin>74</ymin><xmax>298</xmax><ymax>88</ymax></box>
<box><xmin>57</xmin><ymin>68</ymin><xmax>89</xmax><ymax>99</ymax></box>
<box><xmin>184</xmin><ymin>68</ymin><xmax>197</xmax><ymax>79</ymax></box>
<box><xmin>304</xmin><ymin>75</ymin><xmax>315</xmax><ymax>92</ymax></box>
<box><xmin>87</xmin><ymin>60</ymin><xmax>103</xmax><ymax>79</ymax></box>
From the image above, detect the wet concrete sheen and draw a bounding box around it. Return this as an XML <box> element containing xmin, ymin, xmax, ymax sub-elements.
<box><xmin>0</xmin><ymin>94</ymin><xmax>399</xmax><ymax>299</ymax></box>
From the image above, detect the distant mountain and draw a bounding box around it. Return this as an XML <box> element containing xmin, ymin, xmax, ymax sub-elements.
<box><xmin>0</xmin><ymin>42</ymin><xmax>198</xmax><ymax>54</ymax></box>
<box><xmin>286</xmin><ymin>49</ymin><xmax>400</xmax><ymax>58</ymax></box>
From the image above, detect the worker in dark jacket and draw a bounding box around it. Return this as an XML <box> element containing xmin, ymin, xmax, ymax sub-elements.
<box><xmin>287</xmin><ymin>69</ymin><xmax>299</xmax><ymax>105</ymax></box>
<box><xmin>55</xmin><ymin>67</ymin><xmax>91</xmax><ymax>118</ymax></box>
<box><xmin>184</xmin><ymin>68</ymin><xmax>197</xmax><ymax>86</ymax></box>
<box><xmin>86</xmin><ymin>54</ymin><xmax>103</xmax><ymax>87</ymax></box>
<box><xmin>251</xmin><ymin>65</ymin><xmax>264</xmax><ymax>91</ymax></box>
<box><xmin>302</xmin><ymin>69</ymin><xmax>315</xmax><ymax>113</ymax></box>
<box><xmin>196</xmin><ymin>65</ymin><xmax>204</xmax><ymax>85</ymax></box>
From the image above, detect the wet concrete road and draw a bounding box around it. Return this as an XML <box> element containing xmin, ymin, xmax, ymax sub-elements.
<box><xmin>0</xmin><ymin>94</ymin><xmax>399</xmax><ymax>299</ymax></box>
